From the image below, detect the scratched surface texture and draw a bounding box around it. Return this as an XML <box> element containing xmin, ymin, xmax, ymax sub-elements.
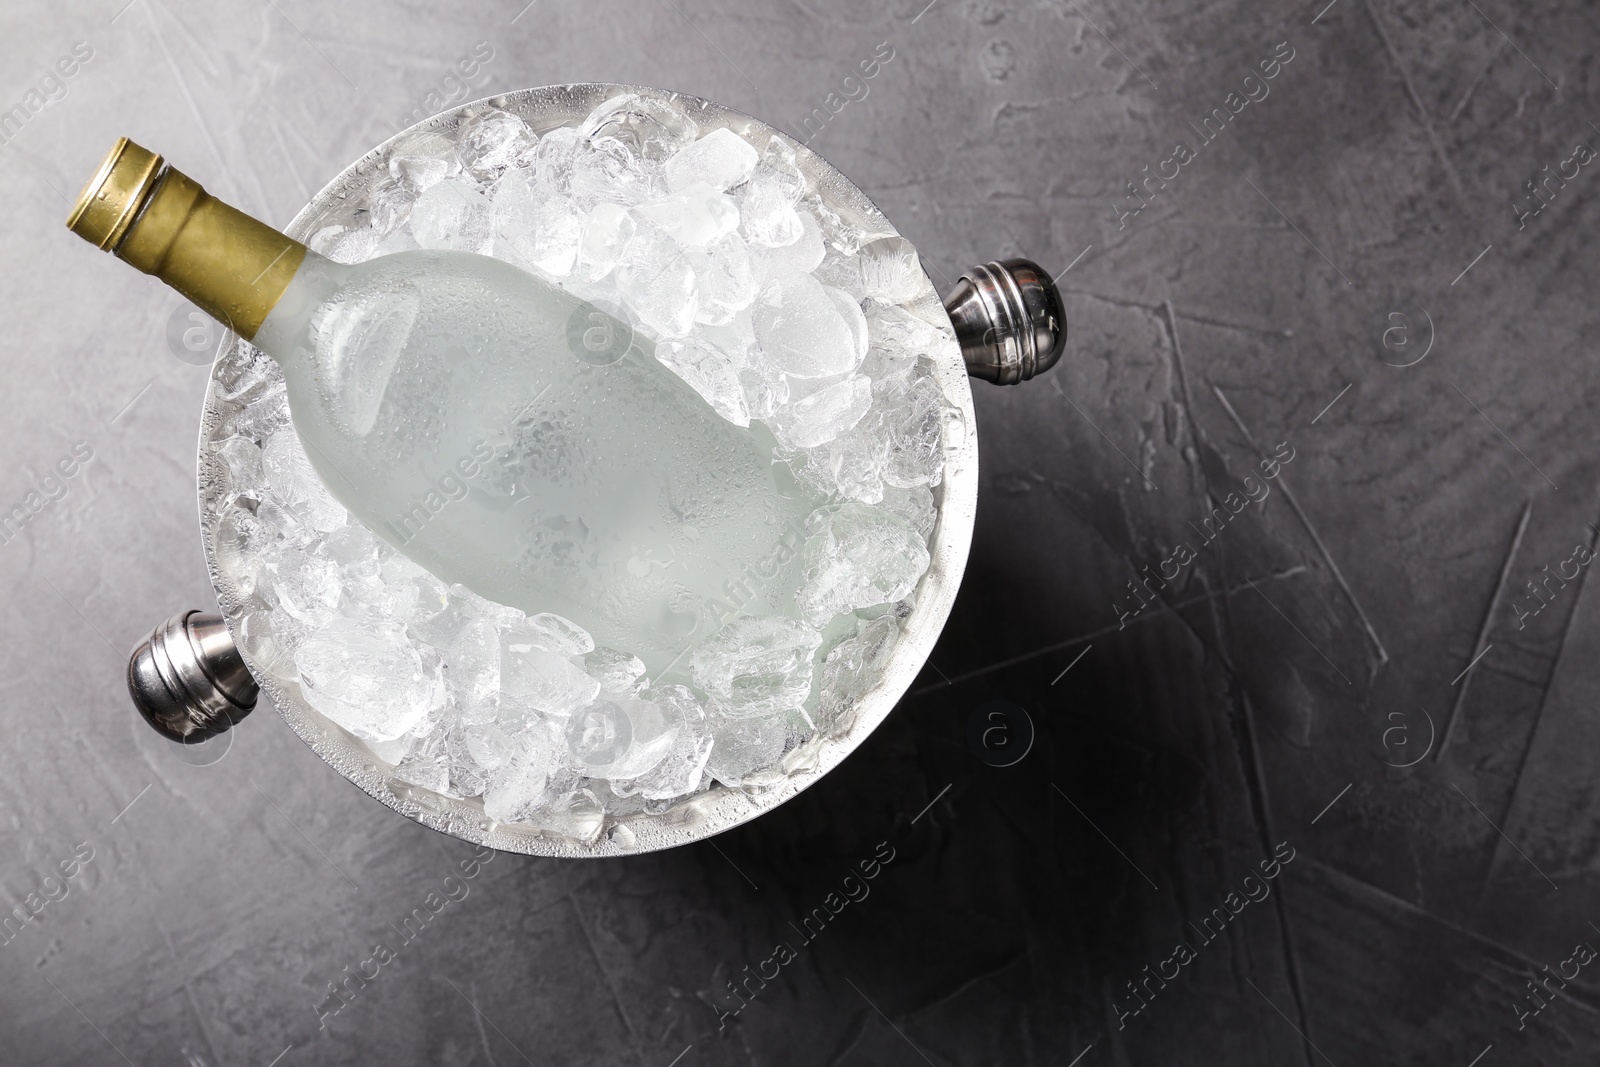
<box><xmin>2</xmin><ymin>0</ymin><xmax>1599</xmax><ymax>1063</ymax></box>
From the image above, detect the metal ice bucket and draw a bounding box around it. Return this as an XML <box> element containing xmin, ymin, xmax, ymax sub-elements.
<box><xmin>127</xmin><ymin>83</ymin><xmax>1065</xmax><ymax>856</ymax></box>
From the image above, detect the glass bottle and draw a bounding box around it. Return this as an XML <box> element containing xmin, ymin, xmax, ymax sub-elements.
<box><xmin>68</xmin><ymin>138</ymin><xmax>815</xmax><ymax>675</ymax></box>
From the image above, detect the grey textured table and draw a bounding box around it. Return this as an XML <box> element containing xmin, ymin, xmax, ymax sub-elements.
<box><xmin>4</xmin><ymin>0</ymin><xmax>1599</xmax><ymax>1064</ymax></box>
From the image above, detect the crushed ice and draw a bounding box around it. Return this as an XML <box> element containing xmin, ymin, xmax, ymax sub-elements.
<box><xmin>213</xmin><ymin>93</ymin><xmax>962</xmax><ymax>837</ymax></box>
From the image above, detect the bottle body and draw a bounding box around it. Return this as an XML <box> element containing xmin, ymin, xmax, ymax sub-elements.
<box><xmin>254</xmin><ymin>248</ymin><xmax>813</xmax><ymax>675</ymax></box>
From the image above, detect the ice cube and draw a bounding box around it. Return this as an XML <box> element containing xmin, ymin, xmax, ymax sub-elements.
<box><xmin>395</xmin><ymin>730</ymin><xmax>451</xmax><ymax>793</ymax></box>
<box><xmin>574</xmin><ymin>202</ymin><xmax>636</xmax><ymax>281</ymax></box>
<box><xmin>212</xmin><ymin>435</ymin><xmax>264</xmax><ymax>501</ymax></box>
<box><xmin>717</xmin><ymin>317</ymin><xmax>782</xmax><ymax>418</ymax></box>
<box><xmin>857</xmin><ymin>236</ymin><xmax>925</xmax><ymax>302</ymax></box>
<box><xmin>811</xmin><ymin>196</ymin><xmax>895</xmax><ymax>256</ymax></box>
<box><xmin>409</xmin><ymin>177</ymin><xmax>492</xmax><ymax>252</ymax></box>
<box><xmin>382</xmin><ymin>554</ymin><xmax>452</xmax><ymax>626</ymax></box>
<box><xmin>296</xmin><ymin>617</ymin><xmax>444</xmax><ymax>741</ymax></box>
<box><xmin>504</xmin><ymin>612</ymin><xmax>595</xmax><ymax>656</ymax></box>
<box><xmin>739</xmin><ymin>177</ymin><xmax>803</xmax><ymax>248</ymax></box>
<box><xmin>812</xmin><ymin>246</ymin><xmax>864</xmax><ymax>295</ymax></box>
<box><xmin>585</xmin><ymin>647</ymin><xmax>647</xmax><ymax>692</ymax></box>
<box><xmin>615</xmin><ymin>224</ymin><xmax>699</xmax><ymax>337</ymax></box>
<box><xmin>328</xmin><ymin>537</ymin><xmax>388</xmax><ymax>613</ymax></box>
<box><xmin>579</xmin><ymin>93</ymin><xmax>698</xmax><ymax>165</ymax></box>
<box><xmin>696</xmin><ymin>310</ymin><xmax>756</xmax><ymax>357</ymax></box>
<box><xmin>261</xmin><ymin>432</ymin><xmax>347</xmax><ymax>532</ymax></box>
<box><xmin>783</xmin><ymin>448</ymin><xmax>837</xmax><ymax>505</ymax></box>
<box><xmin>860</xmin><ymin>340</ymin><xmax>917</xmax><ymax>387</ymax></box>
<box><xmin>264</xmin><ymin>606</ymin><xmax>310</xmax><ymax>665</ymax></box>
<box><xmin>827</xmin><ymin>285</ymin><xmax>870</xmax><ymax>361</ymax></box>
<box><xmin>237</xmin><ymin>608</ymin><xmax>295</xmax><ymax>679</ymax></box>
<box><xmin>740</xmin><ymin>361</ymin><xmax>790</xmax><ymax>421</ymax></box>
<box><xmin>271</xmin><ymin>549</ymin><xmax>342</xmax><ymax>626</ymax></box>
<box><xmin>483</xmin><ymin>725</ymin><xmax>562</xmax><ymax>821</ymax></box>
<box><xmin>311</xmin><ymin>224</ymin><xmax>379</xmax><ymax>265</ymax></box>
<box><xmin>331</xmin><ymin>227</ymin><xmax>379</xmax><ymax>265</ymax></box>
<box><xmin>750</xmin><ymin>208</ymin><xmax>824</xmax><ymax>278</ymax></box>
<box><xmin>366</xmin><ymin>176</ymin><xmax>415</xmax><ymax>235</ymax></box>
<box><xmin>491</xmin><ymin>169</ymin><xmax>541</xmax><ymax>249</ymax></box>
<box><xmin>664</xmin><ymin>127</ymin><xmax>759</xmax><ymax>192</ymax></box>
<box><xmin>445</xmin><ymin>727</ymin><xmax>493</xmax><ymax>796</ymax></box>
<box><xmin>213</xmin><ymin>343</ymin><xmax>278</xmax><ymax>404</ymax></box>
<box><xmin>463</xmin><ymin>721</ymin><xmax>517</xmax><ymax>771</ymax></box>
<box><xmin>320</xmin><ymin>522</ymin><xmax>382</xmax><ymax>567</ymax></box>
<box><xmin>756</xmin><ymin>134</ymin><xmax>805</xmax><ymax>196</ymax></box>
<box><xmin>530</xmin><ymin>125</ymin><xmax>582</xmax><ymax>195</ymax></box>
<box><xmin>656</xmin><ymin>337</ymin><xmax>751</xmax><ymax>427</ymax></box>
<box><xmin>571</xmin><ymin>135</ymin><xmax>657</xmax><ymax>206</ymax></box>
<box><xmin>879</xmin><ymin>483</ymin><xmax>937</xmax><ymax>539</ymax></box>
<box><xmin>752</xmin><ymin>274</ymin><xmax>866</xmax><ymax>378</ymax></box>
<box><xmin>319</xmin><ymin>530</ymin><xmax>383</xmax><ymax>610</ymax></box>
<box><xmin>606</xmin><ymin>698</ymin><xmax>679</xmax><ymax>779</ymax></box>
<box><xmin>482</xmin><ymin>767</ymin><xmax>543</xmax><ymax>822</ymax></box>
<box><xmin>882</xmin><ymin>373</ymin><xmax>950</xmax><ymax>489</ymax></box>
<box><xmin>443</xmin><ymin>583</ymin><xmax>527</xmax><ymax>632</ymax></box>
<box><xmin>818</xmin><ymin>614</ymin><xmax>900</xmax><ymax>731</ymax></box>
<box><xmin>252</xmin><ymin>498</ymin><xmax>306</xmax><ymax>546</ymax></box>
<box><xmin>565</xmin><ymin>697</ymin><xmax>633</xmax><ymax>773</ymax></box>
<box><xmin>866</xmin><ymin>300</ymin><xmax>948</xmax><ymax>360</ymax></box>
<box><xmin>688</xmin><ymin>234</ymin><xmax>757</xmax><ymax>325</ymax></box>
<box><xmin>795</xmin><ymin>503</ymin><xmax>931</xmax><ymax>625</ymax></box>
<box><xmin>389</xmin><ymin>132</ymin><xmax>460</xmax><ymax>191</ymax></box>
<box><xmin>835</xmin><ymin>400</ymin><xmax>898</xmax><ymax>500</ymax></box>
<box><xmin>365</xmin><ymin>734</ymin><xmax>414</xmax><ymax>766</ymax></box>
<box><xmin>212</xmin><ymin>503</ymin><xmax>267</xmax><ymax>598</ymax></box>
<box><xmin>492</xmin><ymin>171</ymin><xmax>582</xmax><ymax>276</ymax></box>
<box><xmin>769</xmin><ymin>375</ymin><xmax>872</xmax><ymax>449</ymax></box>
<box><xmin>537</xmin><ymin>786</ymin><xmax>603</xmax><ymax>839</ymax></box>
<box><xmin>828</xmin><ymin>439</ymin><xmax>889</xmax><ymax>504</ymax></box>
<box><xmin>592</xmin><ymin>783</ymin><xmax>650</xmax><ymax>817</ymax></box>
<box><xmin>737</xmin><ymin>135</ymin><xmax>807</xmax><ymax>247</ymax></box>
<box><xmin>501</xmin><ymin>642</ymin><xmax>601</xmax><ymax>716</ymax></box>
<box><xmin>612</xmin><ymin>684</ymin><xmax>713</xmax><ymax>799</ymax></box>
<box><xmin>634</xmin><ymin>181</ymin><xmax>741</xmax><ymax>247</ymax></box>
<box><xmin>456</xmin><ymin>108</ymin><xmax>533</xmax><ymax>180</ymax></box>
<box><xmin>705</xmin><ymin>712</ymin><xmax>793</xmax><ymax>785</ymax></box>
<box><xmin>309</xmin><ymin>225</ymin><xmax>344</xmax><ymax>255</ymax></box>
<box><xmin>216</xmin><ymin>380</ymin><xmax>291</xmax><ymax>444</ymax></box>
<box><xmin>537</xmin><ymin>765</ymin><xmax>585</xmax><ymax>814</ymax></box>
<box><xmin>690</xmin><ymin>615</ymin><xmax>823</xmax><ymax>716</ymax></box>
<box><xmin>787</xmin><ymin>412</ymin><xmax>890</xmax><ymax>504</ymax></box>
<box><xmin>440</xmin><ymin>617</ymin><xmax>502</xmax><ymax>725</ymax></box>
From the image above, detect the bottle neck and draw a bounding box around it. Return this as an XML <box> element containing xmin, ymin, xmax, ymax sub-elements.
<box><xmin>112</xmin><ymin>167</ymin><xmax>308</xmax><ymax>342</ymax></box>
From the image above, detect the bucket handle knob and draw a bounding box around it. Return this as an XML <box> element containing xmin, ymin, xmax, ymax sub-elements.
<box><xmin>944</xmin><ymin>258</ymin><xmax>1067</xmax><ymax>386</ymax></box>
<box><xmin>128</xmin><ymin>610</ymin><xmax>258</xmax><ymax>743</ymax></box>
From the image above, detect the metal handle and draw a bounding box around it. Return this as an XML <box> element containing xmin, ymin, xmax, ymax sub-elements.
<box><xmin>128</xmin><ymin>611</ymin><xmax>258</xmax><ymax>743</ymax></box>
<box><xmin>944</xmin><ymin>258</ymin><xmax>1067</xmax><ymax>385</ymax></box>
